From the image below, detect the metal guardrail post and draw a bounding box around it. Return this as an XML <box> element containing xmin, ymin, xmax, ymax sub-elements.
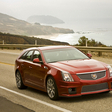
<box><xmin>35</xmin><ymin>40</ymin><xmax>37</xmax><ymax>45</ymax></box>
<box><xmin>3</xmin><ymin>40</ymin><xmax>4</xmax><ymax>45</ymax></box>
<box><xmin>98</xmin><ymin>51</ymin><xmax>102</xmax><ymax>56</ymax></box>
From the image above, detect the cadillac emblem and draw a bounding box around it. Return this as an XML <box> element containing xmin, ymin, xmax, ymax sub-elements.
<box><xmin>91</xmin><ymin>74</ymin><xmax>97</xmax><ymax>79</ymax></box>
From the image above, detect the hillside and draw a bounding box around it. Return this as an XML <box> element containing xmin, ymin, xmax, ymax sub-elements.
<box><xmin>27</xmin><ymin>15</ymin><xmax>64</xmax><ymax>24</ymax></box>
<box><xmin>0</xmin><ymin>32</ymin><xmax>69</xmax><ymax>45</ymax></box>
<box><xmin>0</xmin><ymin>13</ymin><xmax>74</xmax><ymax>36</ymax></box>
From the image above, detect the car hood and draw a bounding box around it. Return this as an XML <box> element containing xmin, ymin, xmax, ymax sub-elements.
<box><xmin>48</xmin><ymin>59</ymin><xmax>107</xmax><ymax>74</ymax></box>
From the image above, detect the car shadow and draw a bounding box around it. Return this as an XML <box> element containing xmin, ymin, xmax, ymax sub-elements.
<box><xmin>26</xmin><ymin>87</ymin><xmax>48</xmax><ymax>97</ymax></box>
<box><xmin>59</xmin><ymin>92</ymin><xmax>112</xmax><ymax>103</ymax></box>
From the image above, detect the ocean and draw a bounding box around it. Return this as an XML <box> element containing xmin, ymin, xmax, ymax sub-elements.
<box><xmin>43</xmin><ymin>18</ymin><xmax>112</xmax><ymax>46</ymax></box>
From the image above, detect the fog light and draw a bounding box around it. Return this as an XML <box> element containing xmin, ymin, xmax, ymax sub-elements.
<box><xmin>68</xmin><ymin>88</ymin><xmax>76</xmax><ymax>94</ymax></box>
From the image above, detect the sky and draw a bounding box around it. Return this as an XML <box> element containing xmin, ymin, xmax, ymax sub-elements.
<box><xmin>0</xmin><ymin>0</ymin><xmax>112</xmax><ymax>21</ymax></box>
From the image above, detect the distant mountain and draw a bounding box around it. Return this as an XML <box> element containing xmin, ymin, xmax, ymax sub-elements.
<box><xmin>0</xmin><ymin>13</ymin><xmax>74</xmax><ymax>36</ymax></box>
<box><xmin>27</xmin><ymin>15</ymin><xmax>64</xmax><ymax>24</ymax></box>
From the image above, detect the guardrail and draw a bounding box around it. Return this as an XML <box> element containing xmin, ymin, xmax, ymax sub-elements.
<box><xmin>75</xmin><ymin>46</ymin><xmax>112</xmax><ymax>56</ymax></box>
<box><xmin>0</xmin><ymin>44</ymin><xmax>112</xmax><ymax>56</ymax></box>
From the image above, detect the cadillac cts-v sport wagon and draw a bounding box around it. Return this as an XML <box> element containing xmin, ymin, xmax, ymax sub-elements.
<box><xmin>15</xmin><ymin>46</ymin><xmax>112</xmax><ymax>100</ymax></box>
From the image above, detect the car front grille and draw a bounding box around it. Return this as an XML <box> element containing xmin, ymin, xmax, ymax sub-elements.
<box><xmin>81</xmin><ymin>83</ymin><xmax>108</xmax><ymax>93</ymax></box>
<box><xmin>76</xmin><ymin>70</ymin><xmax>106</xmax><ymax>80</ymax></box>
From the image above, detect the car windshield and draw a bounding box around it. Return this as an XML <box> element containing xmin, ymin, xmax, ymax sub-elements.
<box><xmin>42</xmin><ymin>47</ymin><xmax>89</xmax><ymax>63</ymax></box>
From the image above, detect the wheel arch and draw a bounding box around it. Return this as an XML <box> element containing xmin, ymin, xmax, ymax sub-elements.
<box><xmin>15</xmin><ymin>69</ymin><xmax>19</xmax><ymax>75</ymax></box>
<box><xmin>45</xmin><ymin>74</ymin><xmax>54</xmax><ymax>88</ymax></box>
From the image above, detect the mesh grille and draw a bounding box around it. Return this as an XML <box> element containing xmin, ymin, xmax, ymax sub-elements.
<box><xmin>81</xmin><ymin>83</ymin><xmax>108</xmax><ymax>93</ymax></box>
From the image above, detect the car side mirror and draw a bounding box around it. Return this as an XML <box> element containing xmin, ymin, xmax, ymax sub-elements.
<box><xmin>87</xmin><ymin>53</ymin><xmax>92</xmax><ymax>59</ymax></box>
<box><xmin>33</xmin><ymin>58</ymin><xmax>43</xmax><ymax>64</ymax></box>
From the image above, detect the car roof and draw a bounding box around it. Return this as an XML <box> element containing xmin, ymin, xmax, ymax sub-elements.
<box><xmin>24</xmin><ymin>45</ymin><xmax>73</xmax><ymax>51</ymax></box>
<box><xmin>38</xmin><ymin>45</ymin><xmax>73</xmax><ymax>50</ymax></box>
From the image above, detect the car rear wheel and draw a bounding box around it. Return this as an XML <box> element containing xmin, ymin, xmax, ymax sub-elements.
<box><xmin>47</xmin><ymin>76</ymin><xmax>59</xmax><ymax>100</ymax></box>
<box><xmin>15</xmin><ymin>71</ymin><xmax>27</xmax><ymax>89</ymax></box>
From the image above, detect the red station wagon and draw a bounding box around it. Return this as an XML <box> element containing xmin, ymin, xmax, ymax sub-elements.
<box><xmin>15</xmin><ymin>46</ymin><xmax>112</xmax><ymax>100</ymax></box>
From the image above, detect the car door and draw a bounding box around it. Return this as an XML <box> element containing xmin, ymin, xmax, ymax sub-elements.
<box><xmin>21</xmin><ymin>50</ymin><xmax>34</xmax><ymax>83</ymax></box>
<box><xmin>29</xmin><ymin>50</ymin><xmax>47</xmax><ymax>89</ymax></box>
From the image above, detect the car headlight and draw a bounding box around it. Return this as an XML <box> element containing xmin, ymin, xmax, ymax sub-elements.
<box><xmin>61</xmin><ymin>71</ymin><xmax>74</xmax><ymax>82</ymax></box>
<box><xmin>107</xmin><ymin>65</ymin><xmax>112</xmax><ymax>77</ymax></box>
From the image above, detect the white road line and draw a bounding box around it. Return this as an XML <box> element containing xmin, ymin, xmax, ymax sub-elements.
<box><xmin>0</xmin><ymin>51</ymin><xmax>20</xmax><ymax>55</ymax></box>
<box><xmin>0</xmin><ymin>86</ymin><xmax>72</xmax><ymax>112</ymax></box>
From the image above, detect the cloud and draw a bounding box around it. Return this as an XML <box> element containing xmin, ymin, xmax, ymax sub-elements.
<box><xmin>0</xmin><ymin>0</ymin><xmax>112</xmax><ymax>21</ymax></box>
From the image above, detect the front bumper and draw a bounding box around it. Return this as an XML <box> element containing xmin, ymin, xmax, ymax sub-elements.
<box><xmin>58</xmin><ymin>78</ymin><xmax>112</xmax><ymax>97</ymax></box>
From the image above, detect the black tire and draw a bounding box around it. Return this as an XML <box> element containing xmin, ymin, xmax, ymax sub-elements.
<box><xmin>47</xmin><ymin>76</ymin><xmax>59</xmax><ymax>100</ymax></box>
<box><xmin>15</xmin><ymin>71</ymin><xmax>27</xmax><ymax>89</ymax></box>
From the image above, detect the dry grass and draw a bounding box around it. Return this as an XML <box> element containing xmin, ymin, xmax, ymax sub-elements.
<box><xmin>91</xmin><ymin>52</ymin><xmax>112</xmax><ymax>65</ymax></box>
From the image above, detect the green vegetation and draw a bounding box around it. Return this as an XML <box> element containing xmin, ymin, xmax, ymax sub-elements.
<box><xmin>0</xmin><ymin>32</ymin><xmax>69</xmax><ymax>45</ymax></box>
<box><xmin>75</xmin><ymin>36</ymin><xmax>106</xmax><ymax>47</ymax></box>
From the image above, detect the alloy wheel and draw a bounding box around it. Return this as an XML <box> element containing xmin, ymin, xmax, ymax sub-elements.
<box><xmin>47</xmin><ymin>77</ymin><xmax>59</xmax><ymax>100</ymax></box>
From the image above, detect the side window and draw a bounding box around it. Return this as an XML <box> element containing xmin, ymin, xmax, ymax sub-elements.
<box><xmin>24</xmin><ymin>50</ymin><xmax>34</xmax><ymax>61</ymax></box>
<box><xmin>32</xmin><ymin>50</ymin><xmax>42</xmax><ymax>61</ymax></box>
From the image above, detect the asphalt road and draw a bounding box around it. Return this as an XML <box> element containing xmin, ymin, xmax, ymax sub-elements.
<box><xmin>0</xmin><ymin>49</ymin><xmax>112</xmax><ymax>112</ymax></box>
<box><xmin>0</xmin><ymin>96</ymin><xmax>34</xmax><ymax>112</ymax></box>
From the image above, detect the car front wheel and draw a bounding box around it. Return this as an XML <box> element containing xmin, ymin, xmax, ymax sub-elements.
<box><xmin>47</xmin><ymin>76</ymin><xmax>59</xmax><ymax>100</ymax></box>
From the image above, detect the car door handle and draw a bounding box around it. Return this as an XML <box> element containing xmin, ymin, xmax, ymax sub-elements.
<box><xmin>21</xmin><ymin>64</ymin><xmax>24</xmax><ymax>66</ymax></box>
<box><xmin>29</xmin><ymin>66</ymin><xmax>32</xmax><ymax>69</ymax></box>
